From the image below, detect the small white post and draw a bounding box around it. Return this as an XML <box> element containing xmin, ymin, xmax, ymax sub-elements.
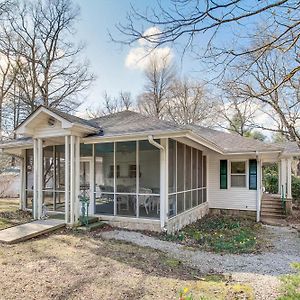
<box><xmin>70</xmin><ymin>135</ymin><xmax>75</xmax><ymax>224</ymax></box>
<box><xmin>256</xmin><ymin>157</ymin><xmax>262</xmax><ymax>222</ymax></box>
<box><xmin>287</xmin><ymin>158</ymin><xmax>292</xmax><ymax>199</ymax></box>
<box><xmin>280</xmin><ymin>158</ymin><xmax>287</xmax><ymax>196</ymax></box>
<box><xmin>65</xmin><ymin>135</ymin><xmax>70</xmax><ymax>224</ymax></box>
<box><xmin>37</xmin><ymin>138</ymin><xmax>43</xmax><ymax>219</ymax></box>
<box><xmin>160</xmin><ymin>138</ymin><xmax>168</xmax><ymax>229</ymax></box>
<box><xmin>74</xmin><ymin>136</ymin><xmax>80</xmax><ymax>222</ymax></box>
<box><xmin>33</xmin><ymin>138</ymin><xmax>38</xmax><ymax>219</ymax></box>
<box><xmin>278</xmin><ymin>161</ymin><xmax>281</xmax><ymax>194</ymax></box>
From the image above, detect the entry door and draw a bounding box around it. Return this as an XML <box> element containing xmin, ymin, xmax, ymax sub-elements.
<box><xmin>80</xmin><ymin>159</ymin><xmax>94</xmax><ymax>214</ymax></box>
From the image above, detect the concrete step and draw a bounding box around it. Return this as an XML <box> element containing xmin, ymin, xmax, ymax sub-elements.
<box><xmin>261</xmin><ymin>212</ymin><xmax>286</xmax><ymax>219</ymax></box>
<box><xmin>79</xmin><ymin>216</ymin><xmax>99</xmax><ymax>226</ymax></box>
<box><xmin>261</xmin><ymin>202</ymin><xmax>282</xmax><ymax>207</ymax></box>
<box><xmin>77</xmin><ymin>221</ymin><xmax>105</xmax><ymax>232</ymax></box>
<box><xmin>261</xmin><ymin>218</ymin><xmax>288</xmax><ymax>226</ymax></box>
<box><xmin>261</xmin><ymin>209</ymin><xmax>284</xmax><ymax>215</ymax></box>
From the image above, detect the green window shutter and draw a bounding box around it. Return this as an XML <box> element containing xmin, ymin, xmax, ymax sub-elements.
<box><xmin>220</xmin><ymin>160</ymin><xmax>227</xmax><ymax>189</ymax></box>
<box><xmin>249</xmin><ymin>159</ymin><xmax>257</xmax><ymax>190</ymax></box>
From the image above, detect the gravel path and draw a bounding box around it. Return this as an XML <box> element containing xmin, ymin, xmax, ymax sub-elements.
<box><xmin>101</xmin><ymin>225</ymin><xmax>300</xmax><ymax>300</ymax></box>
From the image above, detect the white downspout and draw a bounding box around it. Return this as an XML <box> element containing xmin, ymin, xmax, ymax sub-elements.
<box><xmin>148</xmin><ymin>135</ymin><xmax>167</xmax><ymax>230</ymax></box>
<box><xmin>148</xmin><ymin>135</ymin><xmax>164</xmax><ymax>150</ymax></box>
<box><xmin>256</xmin><ymin>151</ymin><xmax>261</xmax><ymax>222</ymax></box>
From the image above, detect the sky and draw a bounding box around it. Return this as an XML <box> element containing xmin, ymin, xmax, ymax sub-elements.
<box><xmin>73</xmin><ymin>0</ymin><xmax>198</xmax><ymax>114</ymax></box>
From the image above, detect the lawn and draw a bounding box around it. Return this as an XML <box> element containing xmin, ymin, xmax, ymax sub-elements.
<box><xmin>159</xmin><ymin>215</ymin><xmax>266</xmax><ymax>254</ymax></box>
<box><xmin>0</xmin><ymin>198</ymin><xmax>255</xmax><ymax>300</ymax></box>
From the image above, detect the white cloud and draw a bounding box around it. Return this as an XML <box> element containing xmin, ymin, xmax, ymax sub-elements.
<box><xmin>125</xmin><ymin>26</ymin><xmax>173</xmax><ymax>71</ymax></box>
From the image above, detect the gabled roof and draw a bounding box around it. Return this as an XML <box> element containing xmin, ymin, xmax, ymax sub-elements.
<box><xmin>47</xmin><ymin>107</ymin><xmax>99</xmax><ymax>129</ymax></box>
<box><xmin>15</xmin><ymin>105</ymin><xmax>100</xmax><ymax>133</ymax></box>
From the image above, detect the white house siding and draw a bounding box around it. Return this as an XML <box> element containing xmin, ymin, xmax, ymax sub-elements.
<box><xmin>208</xmin><ymin>152</ymin><xmax>257</xmax><ymax>211</ymax></box>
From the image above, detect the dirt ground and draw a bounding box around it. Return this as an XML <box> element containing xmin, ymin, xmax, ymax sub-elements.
<box><xmin>2</xmin><ymin>199</ymin><xmax>300</xmax><ymax>300</ymax></box>
<box><xmin>0</xmin><ymin>199</ymin><xmax>255</xmax><ymax>300</ymax></box>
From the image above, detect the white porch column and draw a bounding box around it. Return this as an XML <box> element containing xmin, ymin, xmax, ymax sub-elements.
<box><xmin>19</xmin><ymin>150</ymin><xmax>26</xmax><ymax>210</ymax></box>
<box><xmin>37</xmin><ymin>138</ymin><xmax>43</xmax><ymax>219</ymax></box>
<box><xmin>33</xmin><ymin>139</ymin><xmax>38</xmax><ymax>218</ymax></box>
<box><xmin>160</xmin><ymin>138</ymin><xmax>168</xmax><ymax>229</ymax></box>
<box><xmin>74</xmin><ymin>136</ymin><xmax>80</xmax><ymax>222</ymax></box>
<box><xmin>278</xmin><ymin>161</ymin><xmax>281</xmax><ymax>194</ymax></box>
<box><xmin>33</xmin><ymin>138</ymin><xmax>43</xmax><ymax>219</ymax></box>
<box><xmin>65</xmin><ymin>135</ymin><xmax>70</xmax><ymax>223</ymax></box>
<box><xmin>69</xmin><ymin>135</ymin><xmax>75</xmax><ymax>224</ymax></box>
<box><xmin>287</xmin><ymin>158</ymin><xmax>292</xmax><ymax>199</ymax></box>
<box><xmin>256</xmin><ymin>157</ymin><xmax>262</xmax><ymax>222</ymax></box>
<box><xmin>68</xmin><ymin>135</ymin><xmax>81</xmax><ymax>225</ymax></box>
<box><xmin>280</xmin><ymin>158</ymin><xmax>287</xmax><ymax>196</ymax></box>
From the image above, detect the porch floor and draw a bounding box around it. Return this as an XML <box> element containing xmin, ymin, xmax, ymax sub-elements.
<box><xmin>0</xmin><ymin>219</ymin><xmax>65</xmax><ymax>244</ymax></box>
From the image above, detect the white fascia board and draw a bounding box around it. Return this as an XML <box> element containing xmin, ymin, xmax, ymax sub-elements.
<box><xmin>225</xmin><ymin>150</ymin><xmax>282</xmax><ymax>156</ymax></box>
<box><xmin>185</xmin><ymin>132</ymin><xmax>224</xmax><ymax>154</ymax></box>
<box><xmin>82</xmin><ymin>130</ymin><xmax>189</xmax><ymax>144</ymax></box>
<box><xmin>15</xmin><ymin>107</ymin><xmax>71</xmax><ymax>134</ymax></box>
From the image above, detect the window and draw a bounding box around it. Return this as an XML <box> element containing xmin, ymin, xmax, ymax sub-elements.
<box><xmin>231</xmin><ymin>161</ymin><xmax>246</xmax><ymax>187</ymax></box>
<box><xmin>129</xmin><ymin>164</ymin><xmax>136</xmax><ymax>178</ymax></box>
<box><xmin>109</xmin><ymin>165</ymin><xmax>120</xmax><ymax>178</ymax></box>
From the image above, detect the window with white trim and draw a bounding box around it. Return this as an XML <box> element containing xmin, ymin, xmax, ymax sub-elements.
<box><xmin>230</xmin><ymin>161</ymin><xmax>246</xmax><ymax>187</ymax></box>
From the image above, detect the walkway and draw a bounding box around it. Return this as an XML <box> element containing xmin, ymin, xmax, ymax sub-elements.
<box><xmin>0</xmin><ymin>219</ymin><xmax>65</xmax><ymax>244</ymax></box>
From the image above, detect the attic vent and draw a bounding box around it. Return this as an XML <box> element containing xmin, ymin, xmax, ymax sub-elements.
<box><xmin>48</xmin><ymin>116</ymin><xmax>56</xmax><ymax>127</ymax></box>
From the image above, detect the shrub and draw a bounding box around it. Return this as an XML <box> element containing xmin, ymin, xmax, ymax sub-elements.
<box><xmin>292</xmin><ymin>176</ymin><xmax>300</xmax><ymax>201</ymax></box>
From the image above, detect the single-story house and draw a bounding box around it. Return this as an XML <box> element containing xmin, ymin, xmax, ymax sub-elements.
<box><xmin>0</xmin><ymin>106</ymin><xmax>297</xmax><ymax>232</ymax></box>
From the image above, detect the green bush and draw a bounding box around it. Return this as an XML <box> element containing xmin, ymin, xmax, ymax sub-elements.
<box><xmin>292</xmin><ymin>176</ymin><xmax>300</xmax><ymax>201</ymax></box>
<box><xmin>263</xmin><ymin>165</ymin><xmax>278</xmax><ymax>194</ymax></box>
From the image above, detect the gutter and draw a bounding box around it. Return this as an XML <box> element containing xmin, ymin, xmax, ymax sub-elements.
<box><xmin>147</xmin><ymin>135</ymin><xmax>164</xmax><ymax>150</ymax></box>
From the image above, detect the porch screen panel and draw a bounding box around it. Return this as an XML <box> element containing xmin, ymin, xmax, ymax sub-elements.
<box><xmin>168</xmin><ymin>139</ymin><xmax>207</xmax><ymax>218</ymax></box>
<box><xmin>249</xmin><ymin>159</ymin><xmax>257</xmax><ymax>190</ymax></box>
<box><xmin>185</xmin><ymin>146</ymin><xmax>192</xmax><ymax>210</ymax></box>
<box><xmin>203</xmin><ymin>156</ymin><xmax>207</xmax><ymax>203</ymax></box>
<box><xmin>177</xmin><ymin>142</ymin><xmax>184</xmax><ymax>214</ymax></box>
<box><xmin>192</xmin><ymin>148</ymin><xmax>197</xmax><ymax>207</ymax></box>
<box><xmin>25</xmin><ymin>149</ymin><xmax>34</xmax><ymax>209</ymax></box>
<box><xmin>168</xmin><ymin>139</ymin><xmax>177</xmax><ymax>217</ymax></box>
<box><xmin>43</xmin><ymin>146</ymin><xmax>55</xmax><ymax>211</ymax></box>
<box><xmin>138</xmin><ymin>140</ymin><xmax>160</xmax><ymax>219</ymax></box>
<box><xmin>94</xmin><ymin>143</ymin><xmax>114</xmax><ymax>215</ymax></box>
<box><xmin>198</xmin><ymin>150</ymin><xmax>203</xmax><ymax>204</ymax></box>
<box><xmin>115</xmin><ymin>141</ymin><xmax>136</xmax><ymax>192</ymax></box>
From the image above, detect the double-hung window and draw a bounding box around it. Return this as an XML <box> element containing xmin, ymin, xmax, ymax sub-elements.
<box><xmin>230</xmin><ymin>161</ymin><xmax>246</xmax><ymax>188</ymax></box>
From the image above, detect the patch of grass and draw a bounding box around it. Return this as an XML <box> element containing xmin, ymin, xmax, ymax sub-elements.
<box><xmin>164</xmin><ymin>258</ymin><xmax>182</xmax><ymax>268</ymax></box>
<box><xmin>179</xmin><ymin>279</ymin><xmax>255</xmax><ymax>300</ymax></box>
<box><xmin>162</xmin><ymin>215</ymin><xmax>264</xmax><ymax>254</ymax></box>
<box><xmin>278</xmin><ymin>263</ymin><xmax>300</xmax><ymax>300</ymax></box>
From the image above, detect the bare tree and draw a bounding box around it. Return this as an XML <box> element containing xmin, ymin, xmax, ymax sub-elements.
<box><xmin>86</xmin><ymin>90</ymin><xmax>134</xmax><ymax>118</ymax></box>
<box><xmin>165</xmin><ymin>78</ymin><xmax>215</xmax><ymax>126</ymax></box>
<box><xmin>116</xmin><ymin>1</ymin><xmax>300</xmax><ymax>93</ymax></box>
<box><xmin>138</xmin><ymin>52</ymin><xmax>175</xmax><ymax>119</ymax></box>
<box><xmin>216</xmin><ymin>82</ymin><xmax>257</xmax><ymax>136</ymax></box>
<box><xmin>224</xmin><ymin>46</ymin><xmax>300</xmax><ymax>146</ymax></box>
<box><xmin>6</xmin><ymin>0</ymin><xmax>94</xmax><ymax>115</ymax></box>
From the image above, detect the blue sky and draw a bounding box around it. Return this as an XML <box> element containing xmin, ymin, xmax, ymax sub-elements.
<box><xmin>73</xmin><ymin>0</ymin><xmax>200</xmax><ymax>113</ymax></box>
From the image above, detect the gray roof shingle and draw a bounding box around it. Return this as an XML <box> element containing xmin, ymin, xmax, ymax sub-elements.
<box><xmin>0</xmin><ymin>109</ymin><xmax>287</xmax><ymax>154</ymax></box>
<box><xmin>92</xmin><ymin>110</ymin><xmax>185</xmax><ymax>136</ymax></box>
<box><xmin>186</xmin><ymin>124</ymin><xmax>282</xmax><ymax>153</ymax></box>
